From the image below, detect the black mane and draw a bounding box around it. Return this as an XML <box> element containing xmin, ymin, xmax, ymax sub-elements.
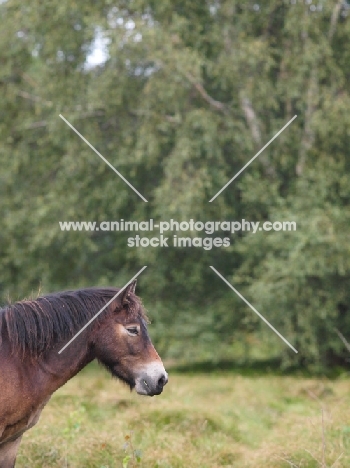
<box><xmin>0</xmin><ymin>287</ymin><xmax>143</xmax><ymax>357</ymax></box>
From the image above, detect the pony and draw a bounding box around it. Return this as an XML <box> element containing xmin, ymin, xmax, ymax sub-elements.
<box><xmin>0</xmin><ymin>280</ymin><xmax>167</xmax><ymax>467</ymax></box>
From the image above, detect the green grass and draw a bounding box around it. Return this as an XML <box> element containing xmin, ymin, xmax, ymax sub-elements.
<box><xmin>17</xmin><ymin>362</ymin><xmax>350</xmax><ymax>467</ymax></box>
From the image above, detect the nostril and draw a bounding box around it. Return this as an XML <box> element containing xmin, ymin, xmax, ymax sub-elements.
<box><xmin>157</xmin><ymin>376</ymin><xmax>164</xmax><ymax>387</ymax></box>
<box><xmin>157</xmin><ymin>373</ymin><xmax>168</xmax><ymax>388</ymax></box>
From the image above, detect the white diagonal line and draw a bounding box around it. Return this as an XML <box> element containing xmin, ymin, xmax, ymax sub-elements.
<box><xmin>58</xmin><ymin>266</ymin><xmax>147</xmax><ymax>354</ymax></box>
<box><xmin>59</xmin><ymin>114</ymin><xmax>148</xmax><ymax>202</ymax></box>
<box><xmin>209</xmin><ymin>115</ymin><xmax>297</xmax><ymax>202</ymax></box>
<box><xmin>210</xmin><ymin>266</ymin><xmax>298</xmax><ymax>353</ymax></box>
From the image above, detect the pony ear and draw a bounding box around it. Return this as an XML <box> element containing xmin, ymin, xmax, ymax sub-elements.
<box><xmin>122</xmin><ymin>280</ymin><xmax>137</xmax><ymax>306</ymax></box>
<box><xmin>129</xmin><ymin>279</ymin><xmax>137</xmax><ymax>294</ymax></box>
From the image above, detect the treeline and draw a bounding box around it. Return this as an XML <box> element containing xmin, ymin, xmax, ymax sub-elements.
<box><xmin>1</xmin><ymin>0</ymin><xmax>350</xmax><ymax>369</ymax></box>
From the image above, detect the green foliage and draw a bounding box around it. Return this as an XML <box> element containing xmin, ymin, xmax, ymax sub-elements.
<box><xmin>123</xmin><ymin>433</ymin><xmax>142</xmax><ymax>467</ymax></box>
<box><xmin>0</xmin><ymin>0</ymin><xmax>350</xmax><ymax>368</ymax></box>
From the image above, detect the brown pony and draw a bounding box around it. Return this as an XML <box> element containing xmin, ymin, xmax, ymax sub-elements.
<box><xmin>0</xmin><ymin>280</ymin><xmax>168</xmax><ymax>467</ymax></box>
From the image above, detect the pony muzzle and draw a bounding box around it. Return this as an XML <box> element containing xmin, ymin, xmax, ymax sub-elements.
<box><xmin>135</xmin><ymin>363</ymin><xmax>168</xmax><ymax>396</ymax></box>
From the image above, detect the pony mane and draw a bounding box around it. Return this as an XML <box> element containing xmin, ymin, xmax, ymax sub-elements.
<box><xmin>0</xmin><ymin>287</ymin><xmax>144</xmax><ymax>358</ymax></box>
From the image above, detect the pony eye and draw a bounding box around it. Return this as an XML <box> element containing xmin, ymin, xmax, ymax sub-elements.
<box><xmin>126</xmin><ymin>326</ymin><xmax>139</xmax><ymax>336</ymax></box>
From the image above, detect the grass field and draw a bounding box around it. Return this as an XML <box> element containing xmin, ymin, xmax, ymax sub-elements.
<box><xmin>17</xmin><ymin>362</ymin><xmax>350</xmax><ymax>468</ymax></box>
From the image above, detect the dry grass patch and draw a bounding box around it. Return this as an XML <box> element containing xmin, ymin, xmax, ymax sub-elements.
<box><xmin>16</xmin><ymin>363</ymin><xmax>350</xmax><ymax>467</ymax></box>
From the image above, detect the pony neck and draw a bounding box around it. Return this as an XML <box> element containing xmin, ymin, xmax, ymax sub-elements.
<box><xmin>36</xmin><ymin>332</ymin><xmax>95</xmax><ymax>392</ymax></box>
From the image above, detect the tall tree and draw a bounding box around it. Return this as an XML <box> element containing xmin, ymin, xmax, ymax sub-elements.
<box><xmin>0</xmin><ymin>0</ymin><xmax>349</xmax><ymax>366</ymax></box>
